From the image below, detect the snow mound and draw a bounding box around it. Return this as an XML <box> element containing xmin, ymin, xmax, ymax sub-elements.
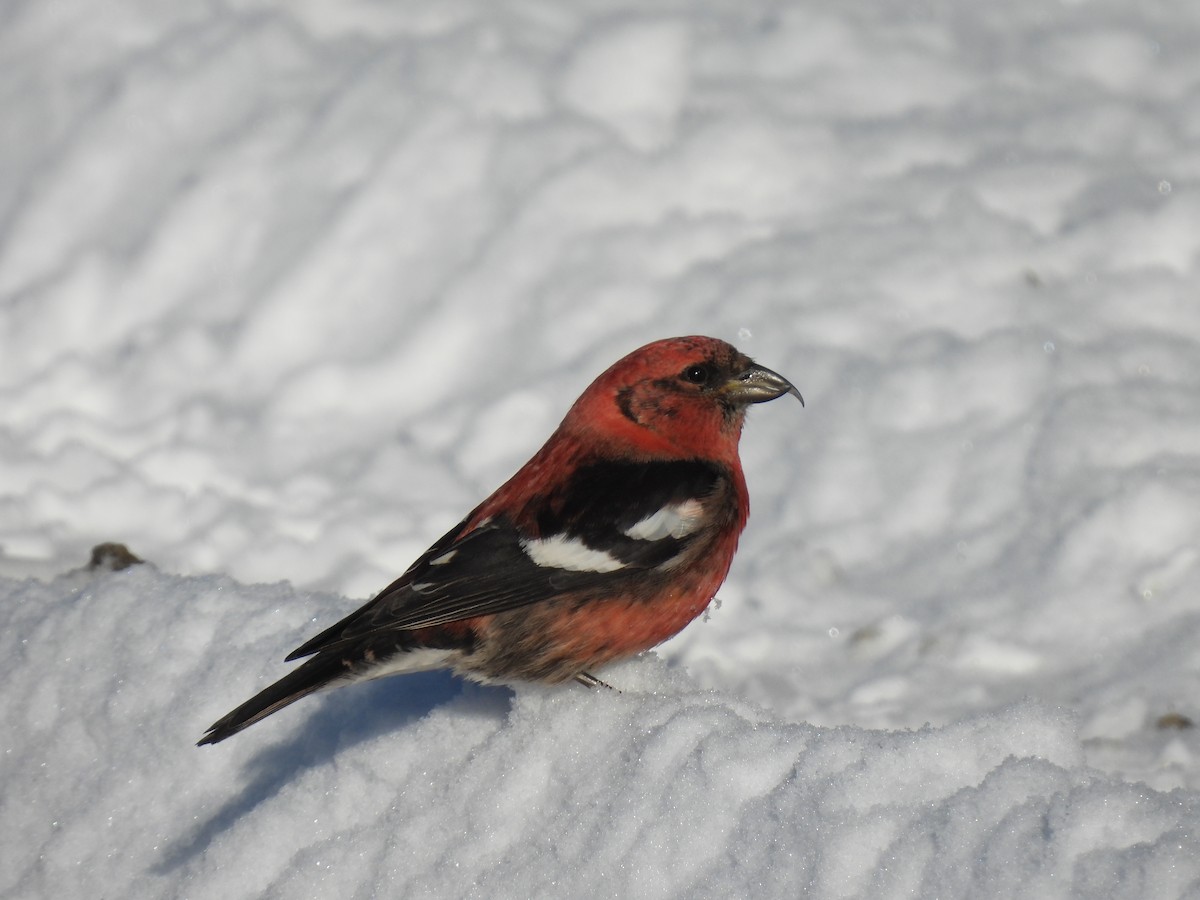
<box><xmin>4</xmin><ymin>567</ymin><xmax>1198</xmax><ymax>899</ymax></box>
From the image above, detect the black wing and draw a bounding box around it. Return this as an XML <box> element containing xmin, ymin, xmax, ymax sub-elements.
<box><xmin>285</xmin><ymin>458</ymin><xmax>730</xmax><ymax>661</ymax></box>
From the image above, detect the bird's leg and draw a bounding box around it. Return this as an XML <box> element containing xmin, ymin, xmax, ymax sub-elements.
<box><xmin>575</xmin><ymin>671</ymin><xmax>617</xmax><ymax>691</ymax></box>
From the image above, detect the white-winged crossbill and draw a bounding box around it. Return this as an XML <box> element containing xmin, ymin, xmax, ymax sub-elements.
<box><xmin>200</xmin><ymin>336</ymin><xmax>801</xmax><ymax>744</ymax></box>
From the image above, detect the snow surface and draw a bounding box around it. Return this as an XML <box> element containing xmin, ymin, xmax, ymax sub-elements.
<box><xmin>4</xmin><ymin>0</ymin><xmax>1200</xmax><ymax>897</ymax></box>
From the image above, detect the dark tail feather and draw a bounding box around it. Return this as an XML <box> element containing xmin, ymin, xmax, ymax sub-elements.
<box><xmin>198</xmin><ymin>653</ymin><xmax>350</xmax><ymax>746</ymax></box>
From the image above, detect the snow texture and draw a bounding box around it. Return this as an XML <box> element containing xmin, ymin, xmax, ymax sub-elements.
<box><xmin>4</xmin><ymin>0</ymin><xmax>1200</xmax><ymax>897</ymax></box>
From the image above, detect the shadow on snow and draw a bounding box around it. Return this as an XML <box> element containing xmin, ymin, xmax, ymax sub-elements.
<box><xmin>155</xmin><ymin>671</ymin><xmax>507</xmax><ymax>876</ymax></box>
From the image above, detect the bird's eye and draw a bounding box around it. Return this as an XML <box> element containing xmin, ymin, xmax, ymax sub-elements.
<box><xmin>682</xmin><ymin>364</ymin><xmax>710</xmax><ymax>385</ymax></box>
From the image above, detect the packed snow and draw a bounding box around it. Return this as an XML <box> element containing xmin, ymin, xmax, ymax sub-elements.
<box><xmin>3</xmin><ymin>0</ymin><xmax>1200</xmax><ymax>897</ymax></box>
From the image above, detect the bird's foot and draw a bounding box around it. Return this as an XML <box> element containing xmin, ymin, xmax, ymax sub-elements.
<box><xmin>575</xmin><ymin>671</ymin><xmax>618</xmax><ymax>691</ymax></box>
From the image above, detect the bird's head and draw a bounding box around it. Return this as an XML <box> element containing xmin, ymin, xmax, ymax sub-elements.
<box><xmin>565</xmin><ymin>336</ymin><xmax>802</xmax><ymax>461</ymax></box>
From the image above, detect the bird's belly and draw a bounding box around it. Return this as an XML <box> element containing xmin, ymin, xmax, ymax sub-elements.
<box><xmin>460</xmin><ymin>569</ymin><xmax>728</xmax><ymax>683</ymax></box>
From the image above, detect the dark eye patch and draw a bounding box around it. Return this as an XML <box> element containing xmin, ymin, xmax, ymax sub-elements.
<box><xmin>682</xmin><ymin>364</ymin><xmax>711</xmax><ymax>385</ymax></box>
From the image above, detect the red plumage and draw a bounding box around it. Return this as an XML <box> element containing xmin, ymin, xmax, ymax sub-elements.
<box><xmin>199</xmin><ymin>335</ymin><xmax>801</xmax><ymax>744</ymax></box>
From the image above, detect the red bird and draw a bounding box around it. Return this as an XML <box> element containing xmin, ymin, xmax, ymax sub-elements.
<box><xmin>199</xmin><ymin>336</ymin><xmax>801</xmax><ymax>744</ymax></box>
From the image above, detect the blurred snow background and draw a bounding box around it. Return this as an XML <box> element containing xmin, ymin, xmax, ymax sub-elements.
<box><xmin>3</xmin><ymin>0</ymin><xmax>1200</xmax><ymax>897</ymax></box>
